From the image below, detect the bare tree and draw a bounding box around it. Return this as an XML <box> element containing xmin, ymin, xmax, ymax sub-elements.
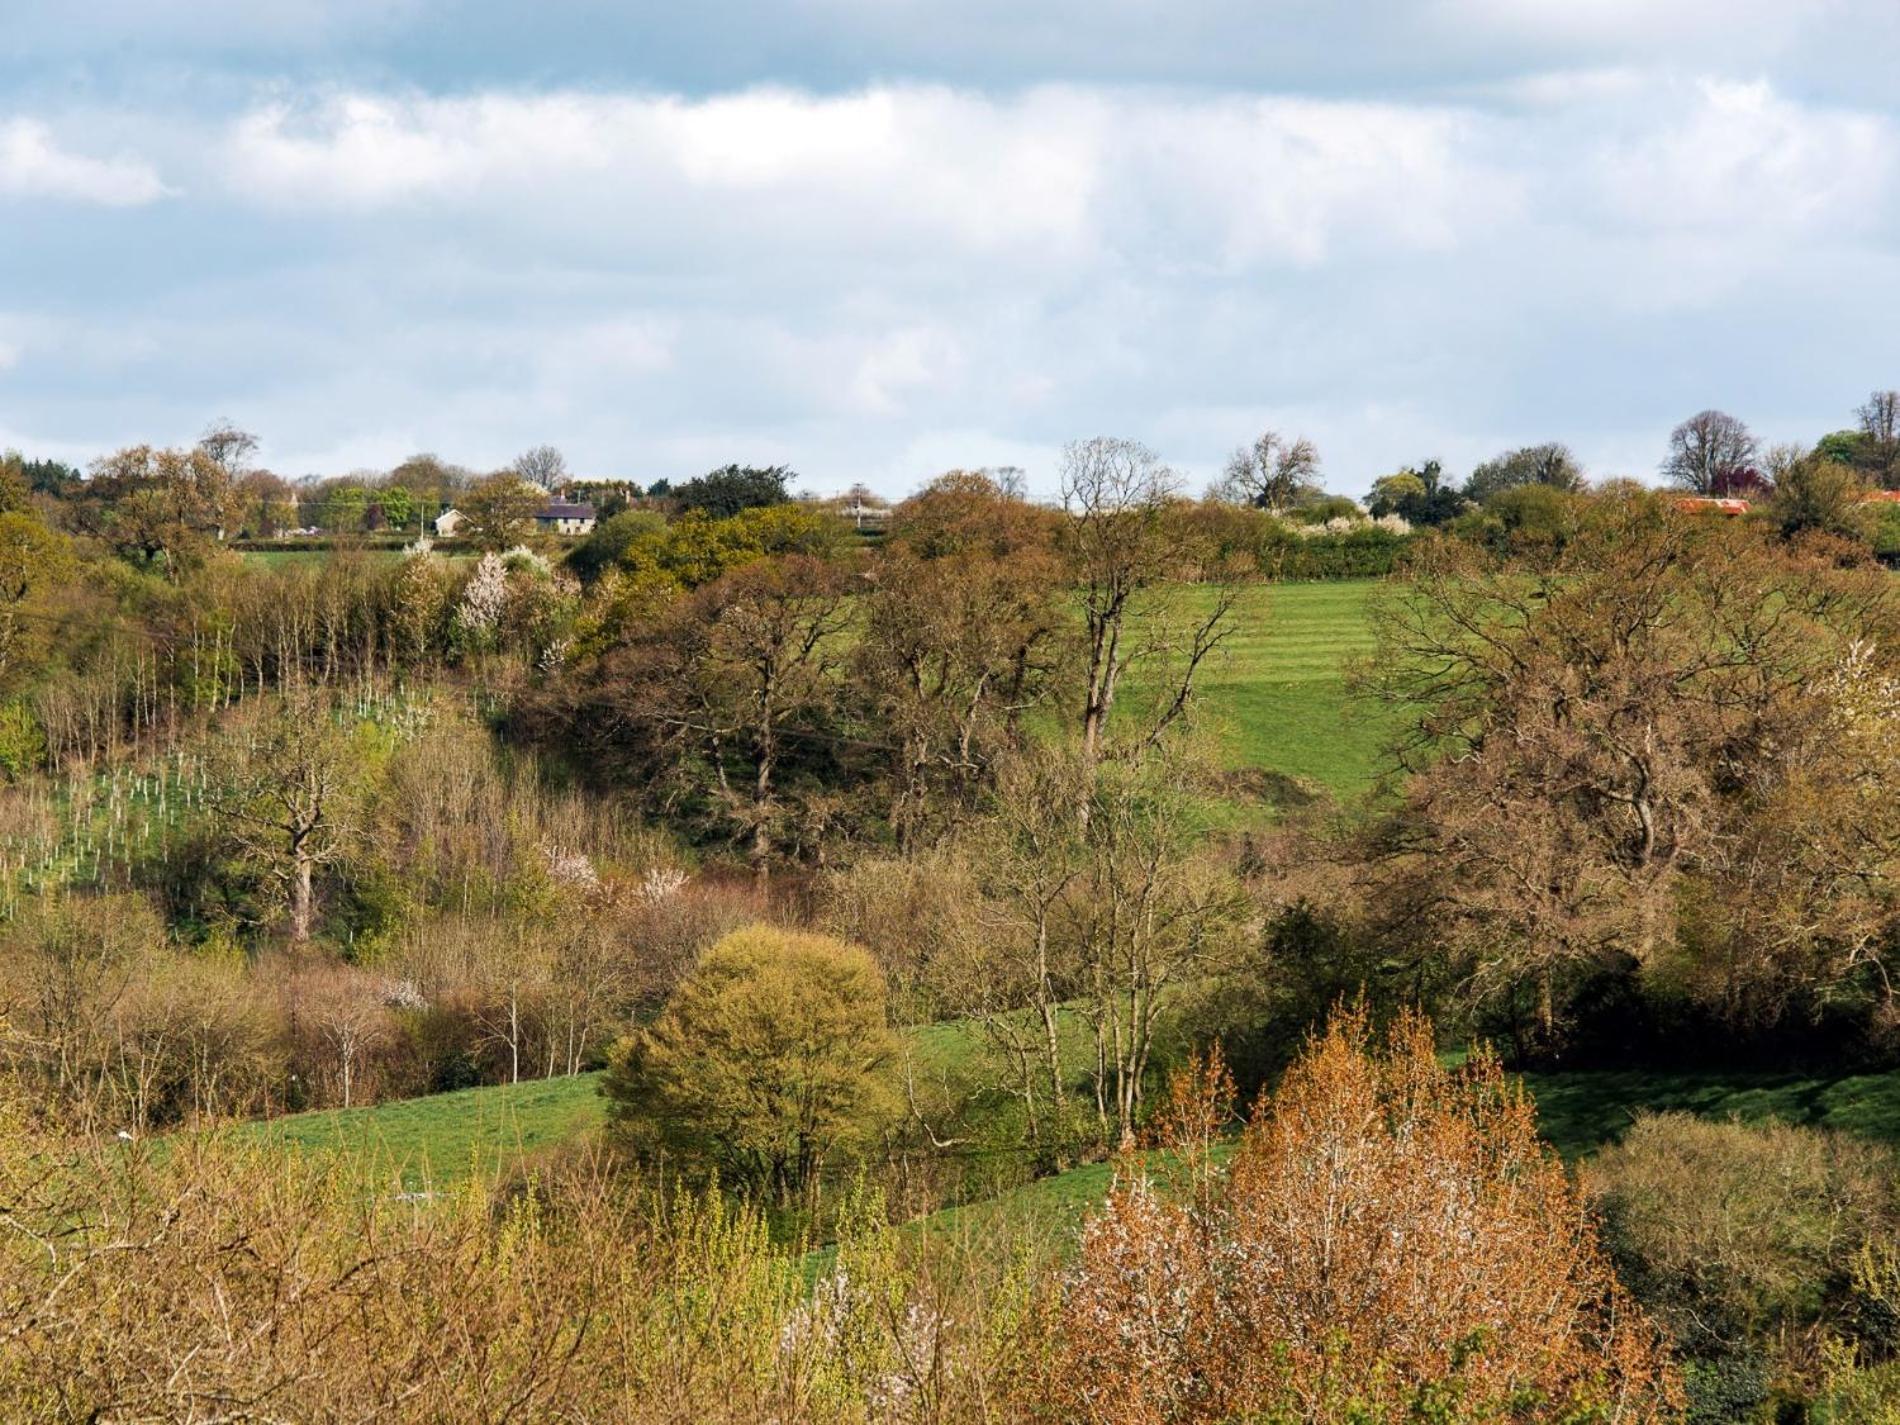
<box><xmin>1662</xmin><ymin>409</ymin><xmax>1758</xmax><ymax>494</ymax></box>
<box><xmin>292</xmin><ymin>965</ymin><xmax>389</xmax><ymax>1109</ymax></box>
<box><xmin>209</xmin><ymin>699</ymin><xmax>357</xmax><ymax>943</ymax></box>
<box><xmin>1860</xmin><ymin>390</ymin><xmax>1900</xmax><ymax>447</ymax></box>
<box><xmin>938</xmin><ymin>749</ymin><xmax>1090</xmax><ymax>1156</ymax></box>
<box><xmin>197</xmin><ymin>420</ymin><xmax>260</xmax><ymax>480</ymax></box>
<box><xmin>1073</xmin><ymin>755</ymin><xmax>1245</xmax><ymax>1144</ymax></box>
<box><xmin>1062</xmin><ymin>439</ymin><xmax>1177</xmax><ymax>764</ymax></box>
<box><xmin>1858</xmin><ymin>389</ymin><xmax>1900</xmax><ymax>487</ymax></box>
<box><xmin>855</xmin><ymin>538</ymin><xmax>1065</xmax><ymax>848</ymax></box>
<box><xmin>672</xmin><ymin>556</ymin><xmax>853</xmax><ymax>872</ymax></box>
<box><xmin>1214</xmin><ymin>430</ymin><xmax>1321</xmax><ymax>511</ymax></box>
<box><xmin>1062</xmin><ymin>438</ymin><xmax>1235</xmax><ymax>775</ymax></box>
<box><xmin>983</xmin><ymin>465</ymin><xmax>1029</xmax><ymax>501</ymax></box>
<box><xmin>513</xmin><ymin>444</ymin><xmax>570</xmax><ymax>492</ymax></box>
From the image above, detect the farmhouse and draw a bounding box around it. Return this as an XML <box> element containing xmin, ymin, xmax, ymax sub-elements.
<box><xmin>534</xmin><ymin>500</ymin><xmax>598</xmax><ymax>535</ymax></box>
<box><xmin>433</xmin><ymin>507</ymin><xmax>466</xmax><ymax>537</ymax></box>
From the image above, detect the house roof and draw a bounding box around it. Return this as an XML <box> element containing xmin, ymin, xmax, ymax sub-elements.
<box><xmin>536</xmin><ymin>502</ymin><xmax>596</xmax><ymax>520</ymax></box>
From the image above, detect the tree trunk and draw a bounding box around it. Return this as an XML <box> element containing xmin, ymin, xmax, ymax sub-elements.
<box><xmin>291</xmin><ymin>854</ymin><xmax>314</xmax><ymax>943</ymax></box>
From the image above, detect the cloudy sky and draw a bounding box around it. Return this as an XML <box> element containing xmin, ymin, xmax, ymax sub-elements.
<box><xmin>2</xmin><ymin>2</ymin><xmax>1896</xmax><ymax>497</ymax></box>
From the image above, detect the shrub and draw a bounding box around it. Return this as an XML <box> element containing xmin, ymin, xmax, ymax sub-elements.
<box><xmin>1254</xmin><ymin>520</ymin><xmax>1415</xmax><ymax>579</ymax></box>
<box><xmin>0</xmin><ymin>1110</ymin><xmax>1024</xmax><ymax>1421</ymax></box>
<box><xmin>1585</xmin><ymin>1113</ymin><xmax>1900</xmax><ymax>1415</ymax></box>
<box><xmin>602</xmin><ymin>925</ymin><xmax>896</xmax><ymax>1205</ymax></box>
<box><xmin>1025</xmin><ymin>1009</ymin><xmax>1679</xmax><ymax>1422</ymax></box>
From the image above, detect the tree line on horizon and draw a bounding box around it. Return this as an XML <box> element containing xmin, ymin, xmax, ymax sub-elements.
<box><xmin>11</xmin><ymin>384</ymin><xmax>1897</xmax><ymax>544</ymax></box>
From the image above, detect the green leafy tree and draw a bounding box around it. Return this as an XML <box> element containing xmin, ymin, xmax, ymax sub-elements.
<box><xmin>0</xmin><ymin>513</ymin><xmax>72</xmax><ymax>686</ymax></box>
<box><xmin>1368</xmin><ymin>459</ymin><xmax>1466</xmax><ymax>525</ymax></box>
<box><xmin>81</xmin><ymin>444</ymin><xmax>239</xmax><ymax>573</ymax></box>
<box><xmin>602</xmin><ymin>925</ymin><xmax>895</xmax><ymax>1204</ymax></box>
<box><xmin>1770</xmin><ymin>454</ymin><xmax>1864</xmax><ymax>540</ymax></box>
<box><xmin>565</xmin><ymin>509</ymin><xmax>667</xmax><ymax>582</ymax></box>
<box><xmin>321</xmin><ymin>485</ymin><xmax>370</xmax><ymax>534</ymax></box>
<box><xmin>671</xmin><ymin>464</ymin><xmax>794</xmax><ymax>517</ymax></box>
<box><xmin>1</xmin><ymin>450</ymin><xmax>79</xmax><ymax>498</ymax></box>
<box><xmin>0</xmin><ymin>454</ymin><xmax>29</xmax><ymax>515</ymax></box>
<box><xmin>1463</xmin><ymin>442</ymin><xmax>1585</xmax><ymax>503</ymax></box>
<box><xmin>375</xmin><ymin>485</ymin><xmax>415</xmax><ymax>531</ymax></box>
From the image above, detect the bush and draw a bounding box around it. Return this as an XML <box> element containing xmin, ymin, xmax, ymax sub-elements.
<box><xmin>1461</xmin><ymin>482</ymin><xmax>1584</xmax><ymax>553</ymax></box>
<box><xmin>1254</xmin><ymin>521</ymin><xmax>1416</xmax><ymax>579</ymax></box>
<box><xmin>1026</xmin><ymin>1010</ymin><xmax>1679</xmax><ymax>1423</ymax></box>
<box><xmin>602</xmin><ymin>925</ymin><xmax>896</xmax><ymax>1205</ymax></box>
<box><xmin>1584</xmin><ymin>1113</ymin><xmax>1900</xmax><ymax>1405</ymax></box>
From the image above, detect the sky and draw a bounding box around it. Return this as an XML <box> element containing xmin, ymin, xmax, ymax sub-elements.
<box><xmin>2</xmin><ymin>2</ymin><xmax>1897</xmax><ymax>499</ymax></box>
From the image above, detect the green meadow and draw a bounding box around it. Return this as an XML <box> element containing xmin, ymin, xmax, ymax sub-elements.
<box><xmin>1172</xmin><ymin>580</ymin><xmax>1391</xmax><ymax>800</ymax></box>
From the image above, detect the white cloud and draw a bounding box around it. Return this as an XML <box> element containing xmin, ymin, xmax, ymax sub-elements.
<box><xmin>0</xmin><ymin>119</ymin><xmax>169</xmax><ymax>206</ymax></box>
<box><xmin>218</xmin><ymin>85</ymin><xmax>1498</xmax><ymax>269</ymax></box>
<box><xmin>9</xmin><ymin>72</ymin><xmax>1900</xmax><ymax>499</ymax></box>
<box><xmin>1589</xmin><ymin>79</ymin><xmax>1895</xmax><ymax>236</ymax></box>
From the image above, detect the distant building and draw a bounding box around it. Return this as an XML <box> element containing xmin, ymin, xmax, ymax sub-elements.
<box><xmin>433</xmin><ymin>508</ymin><xmax>466</xmax><ymax>537</ymax></box>
<box><xmin>534</xmin><ymin>501</ymin><xmax>597</xmax><ymax>536</ymax></box>
<box><xmin>1674</xmin><ymin>497</ymin><xmax>1750</xmax><ymax>517</ymax></box>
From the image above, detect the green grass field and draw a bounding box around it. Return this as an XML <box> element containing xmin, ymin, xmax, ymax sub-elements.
<box><xmin>241</xmin><ymin>548</ymin><xmax>476</xmax><ymax>569</ymax></box>
<box><xmin>237</xmin><ymin>1057</ymin><xmax>1900</xmax><ymax>1259</ymax></box>
<box><xmin>239</xmin><ymin>1073</ymin><xmax>607</xmax><ymax>1189</ymax></box>
<box><xmin>1188</xmin><ymin>581</ymin><xmax>1390</xmax><ymax>800</ymax></box>
<box><xmin>236</xmin><ymin>1007</ymin><xmax>1100</xmax><ymax>1192</ymax></box>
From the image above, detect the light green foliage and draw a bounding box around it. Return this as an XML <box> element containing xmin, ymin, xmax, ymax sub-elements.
<box><xmin>1369</xmin><ymin>471</ymin><xmax>1426</xmax><ymax>511</ymax></box>
<box><xmin>1771</xmin><ymin>454</ymin><xmax>1866</xmax><ymax>538</ymax></box>
<box><xmin>0</xmin><ymin>512</ymin><xmax>73</xmax><ymax>683</ymax></box>
<box><xmin>0</xmin><ymin>700</ymin><xmax>45</xmax><ymax>779</ymax></box>
<box><xmin>1453</xmin><ymin>482</ymin><xmax>1584</xmax><ymax>552</ymax></box>
<box><xmin>1866</xmin><ymin>503</ymin><xmax>1900</xmax><ymax>559</ymax></box>
<box><xmin>1287</xmin><ymin>494</ymin><xmax>1362</xmax><ymax>524</ymax></box>
<box><xmin>607</xmin><ymin>502</ymin><xmax>849</xmax><ymax>589</ymax></box>
<box><xmin>1587</xmin><ymin>1114</ymin><xmax>1897</xmax><ymax>1337</ymax></box>
<box><xmin>604</xmin><ymin>926</ymin><xmax>897</xmax><ymax>1202</ymax></box>
<box><xmin>0</xmin><ymin>453</ymin><xmax>29</xmax><ymax>513</ymax></box>
<box><xmin>1585</xmin><ymin>1113</ymin><xmax>1900</xmax><ymax>1419</ymax></box>
<box><xmin>320</xmin><ymin>485</ymin><xmax>370</xmax><ymax>533</ymax></box>
<box><xmin>376</xmin><ymin>484</ymin><xmax>415</xmax><ymax>530</ymax></box>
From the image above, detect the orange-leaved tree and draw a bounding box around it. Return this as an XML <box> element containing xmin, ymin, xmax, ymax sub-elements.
<box><xmin>1031</xmin><ymin>1009</ymin><xmax>1679</xmax><ymax>1423</ymax></box>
